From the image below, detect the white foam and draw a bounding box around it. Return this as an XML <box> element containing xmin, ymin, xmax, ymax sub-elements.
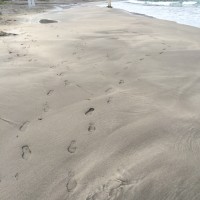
<box><xmin>98</xmin><ymin>1</ymin><xmax>200</xmax><ymax>28</ymax></box>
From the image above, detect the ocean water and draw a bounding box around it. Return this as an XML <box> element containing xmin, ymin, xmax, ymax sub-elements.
<box><xmin>98</xmin><ymin>0</ymin><xmax>200</xmax><ymax>28</ymax></box>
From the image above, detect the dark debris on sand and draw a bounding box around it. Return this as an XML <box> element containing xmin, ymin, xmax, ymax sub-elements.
<box><xmin>0</xmin><ymin>31</ymin><xmax>17</xmax><ymax>37</ymax></box>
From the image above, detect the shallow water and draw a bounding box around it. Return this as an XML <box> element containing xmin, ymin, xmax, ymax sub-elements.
<box><xmin>98</xmin><ymin>0</ymin><xmax>200</xmax><ymax>28</ymax></box>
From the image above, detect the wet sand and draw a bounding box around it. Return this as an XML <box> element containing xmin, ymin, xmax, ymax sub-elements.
<box><xmin>1</xmin><ymin>5</ymin><xmax>200</xmax><ymax>200</ymax></box>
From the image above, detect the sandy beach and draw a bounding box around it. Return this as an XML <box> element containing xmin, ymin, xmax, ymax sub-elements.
<box><xmin>1</xmin><ymin>4</ymin><xmax>200</xmax><ymax>200</ymax></box>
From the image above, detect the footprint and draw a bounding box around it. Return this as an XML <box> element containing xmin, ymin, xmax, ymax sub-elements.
<box><xmin>64</xmin><ymin>80</ymin><xmax>70</xmax><ymax>86</ymax></box>
<box><xmin>19</xmin><ymin>121</ymin><xmax>30</xmax><ymax>132</ymax></box>
<box><xmin>22</xmin><ymin>145</ymin><xmax>31</xmax><ymax>160</ymax></box>
<box><xmin>159</xmin><ymin>52</ymin><xmax>164</xmax><ymax>54</ymax></box>
<box><xmin>15</xmin><ymin>173</ymin><xmax>19</xmax><ymax>180</ymax></box>
<box><xmin>47</xmin><ymin>89</ymin><xmax>54</xmax><ymax>96</ymax></box>
<box><xmin>43</xmin><ymin>102</ymin><xmax>49</xmax><ymax>112</ymax></box>
<box><xmin>139</xmin><ymin>58</ymin><xmax>144</xmax><ymax>61</ymax></box>
<box><xmin>86</xmin><ymin>178</ymin><xmax>127</xmax><ymax>200</ymax></box>
<box><xmin>66</xmin><ymin>172</ymin><xmax>77</xmax><ymax>192</ymax></box>
<box><xmin>16</xmin><ymin>54</ymin><xmax>26</xmax><ymax>57</ymax></box>
<box><xmin>85</xmin><ymin>108</ymin><xmax>95</xmax><ymax>115</ymax></box>
<box><xmin>57</xmin><ymin>72</ymin><xmax>65</xmax><ymax>76</ymax></box>
<box><xmin>61</xmin><ymin>60</ymin><xmax>68</xmax><ymax>64</ymax></box>
<box><xmin>68</xmin><ymin>140</ymin><xmax>77</xmax><ymax>153</ymax></box>
<box><xmin>107</xmin><ymin>97</ymin><xmax>112</xmax><ymax>104</ymax></box>
<box><xmin>88</xmin><ymin>123</ymin><xmax>96</xmax><ymax>133</ymax></box>
<box><xmin>105</xmin><ymin>87</ymin><xmax>113</xmax><ymax>93</ymax></box>
<box><xmin>119</xmin><ymin>80</ymin><xmax>124</xmax><ymax>84</ymax></box>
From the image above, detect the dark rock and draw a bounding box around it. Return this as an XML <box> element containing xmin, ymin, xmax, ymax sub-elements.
<box><xmin>39</xmin><ymin>19</ymin><xmax>58</xmax><ymax>24</ymax></box>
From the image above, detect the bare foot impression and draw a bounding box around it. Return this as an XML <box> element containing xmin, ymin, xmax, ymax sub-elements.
<box><xmin>47</xmin><ymin>89</ymin><xmax>54</xmax><ymax>96</ymax></box>
<box><xmin>64</xmin><ymin>80</ymin><xmax>70</xmax><ymax>86</ymax></box>
<box><xmin>22</xmin><ymin>145</ymin><xmax>31</xmax><ymax>160</ymax></box>
<box><xmin>57</xmin><ymin>72</ymin><xmax>65</xmax><ymax>76</ymax></box>
<box><xmin>43</xmin><ymin>102</ymin><xmax>49</xmax><ymax>112</ymax></box>
<box><xmin>88</xmin><ymin>122</ymin><xmax>96</xmax><ymax>133</ymax></box>
<box><xmin>85</xmin><ymin>108</ymin><xmax>95</xmax><ymax>115</ymax></box>
<box><xmin>86</xmin><ymin>178</ymin><xmax>129</xmax><ymax>200</ymax></box>
<box><xmin>107</xmin><ymin>97</ymin><xmax>112</xmax><ymax>104</ymax></box>
<box><xmin>105</xmin><ymin>87</ymin><xmax>113</xmax><ymax>93</ymax></box>
<box><xmin>67</xmin><ymin>140</ymin><xmax>77</xmax><ymax>153</ymax></box>
<box><xmin>66</xmin><ymin>171</ymin><xmax>77</xmax><ymax>192</ymax></box>
<box><xmin>19</xmin><ymin>121</ymin><xmax>30</xmax><ymax>132</ymax></box>
<box><xmin>15</xmin><ymin>173</ymin><xmax>19</xmax><ymax>180</ymax></box>
<box><xmin>119</xmin><ymin>80</ymin><xmax>124</xmax><ymax>84</ymax></box>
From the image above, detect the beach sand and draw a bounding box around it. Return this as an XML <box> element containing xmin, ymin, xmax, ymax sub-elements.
<box><xmin>1</xmin><ymin>5</ymin><xmax>200</xmax><ymax>200</ymax></box>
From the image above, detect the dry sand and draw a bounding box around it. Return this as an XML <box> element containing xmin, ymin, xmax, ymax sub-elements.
<box><xmin>1</xmin><ymin>5</ymin><xmax>200</xmax><ymax>200</ymax></box>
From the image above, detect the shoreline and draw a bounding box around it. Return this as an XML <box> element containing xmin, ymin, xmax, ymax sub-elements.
<box><xmin>130</xmin><ymin>11</ymin><xmax>200</xmax><ymax>30</ymax></box>
<box><xmin>98</xmin><ymin>1</ymin><xmax>200</xmax><ymax>29</ymax></box>
<box><xmin>2</xmin><ymin>0</ymin><xmax>200</xmax><ymax>30</ymax></box>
